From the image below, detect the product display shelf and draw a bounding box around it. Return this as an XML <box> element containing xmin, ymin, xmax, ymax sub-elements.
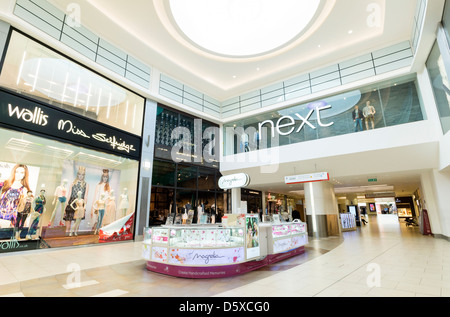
<box><xmin>262</xmin><ymin>219</ymin><xmax>308</xmax><ymax>255</ymax></box>
<box><xmin>340</xmin><ymin>213</ymin><xmax>357</xmax><ymax>231</ymax></box>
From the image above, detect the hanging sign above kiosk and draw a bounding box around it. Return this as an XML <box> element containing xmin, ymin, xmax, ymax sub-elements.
<box><xmin>285</xmin><ymin>172</ymin><xmax>329</xmax><ymax>184</ymax></box>
<box><xmin>218</xmin><ymin>173</ymin><xmax>250</xmax><ymax>189</ymax></box>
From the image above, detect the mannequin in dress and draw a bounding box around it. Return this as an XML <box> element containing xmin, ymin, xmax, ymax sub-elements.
<box><xmin>49</xmin><ymin>179</ymin><xmax>68</xmax><ymax>227</ymax></box>
<box><xmin>0</xmin><ymin>164</ymin><xmax>31</xmax><ymax>227</ymax></box>
<box><xmin>91</xmin><ymin>169</ymin><xmax>111</xmax><ymax>220</ymax></box>
<box><xmin>105</xmin><ymin>189</ymin><xmax>116</xmax><ymax>225</ymax></box>
<box><xmin>27</xmin><ymin>189</ymin><xmax>46</xmax><ymax>240</ymax></box>
<box><xmin>93</xmin><ymin>193</ymin><xmax>106</xmax><ymax>235</ymax></box>
<box><xmin>69</xmin><ymin>191</ymin><xmax>85</xmax><ymax>237</ymax></box>
<box><xmin>15</xmin><ymin>190</ymin><xmax>33</xmax><ymax>240</ymax></box>
<box><xmin>64</xmin><ymin>166</ymin><xmax>89</xmax><ymax>235</ymax></box>
<box><xmin>118</xmin><ymin>188</ymin><xmax>129</xmax><ymax>218</ymax></box>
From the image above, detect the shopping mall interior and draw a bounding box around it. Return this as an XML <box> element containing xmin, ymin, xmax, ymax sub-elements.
<box><xmin>0</xmin><ymin>0</ymin><xmax>449</xmax><ymax>302</ymax></box>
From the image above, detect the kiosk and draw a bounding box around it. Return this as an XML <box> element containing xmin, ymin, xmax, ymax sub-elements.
<box><xmin>142</xmin><ymin>216</ymin><xmax>307</xmax><ymax>278</ymax></box>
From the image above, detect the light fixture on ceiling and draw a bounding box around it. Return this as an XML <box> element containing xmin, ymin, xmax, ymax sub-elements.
<box><xmin>169</xmin><ymin>0</ymin><xmax>322</xmax><ymax>57</ymax></box>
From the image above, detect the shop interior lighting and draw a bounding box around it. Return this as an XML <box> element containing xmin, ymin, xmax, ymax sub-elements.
<box><xmin>86</xmin><ymin>84</ymin><xmax>92</xmax><ymax>111</ymax></box>
<box><xmin>31</xmin><ymin>59</ymin><xmax>41</xmax><ymax>92</ymax></box>
<box><xmin>17</xmin><ymin>51</ymin><xmax>26</xmax><ymax>85</ymax></box>
<box><xmin>169</xmin><ymin>0</ymin><xmax>321</xmax><ymax>57</ymax></box>
<box><xmin>5</xmin><ymin>138</ymin><xmax>74</xmax><ymax>160</ymax></box>
<box><xmin>73</xmin><ymin>152</ymin><xmax>123</xmax><ymax>168</ymax></box>
<box><xmin>124</xmin><ymin>101</ymin><xmax>129</xmax><ymax>125</ymax></box>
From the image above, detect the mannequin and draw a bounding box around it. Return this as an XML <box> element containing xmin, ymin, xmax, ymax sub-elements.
<box><xmin>105</xmin><ymin>189</ymin><xmax>116</xmax><ymax>225</ymax></box>
<box><xmin>69</xmin><ymin>191</ymin><xmax>85</xmax><ymax>236</ymax></box>
<box><xmin>93</xmin><ymin>193</ymin><xmax>106</xmax><ymax>235</ymax></box>
<box><xmin>91</xmin><ymin>169</ymin><xmax>111</xmax><ymax>223</ymax></box>
<box><xmin>49</xmin><ymin>179</ymin><xmax>68</xmax><ymax>227</ymax></box>
<box><xmin>27</xmin><ymin>189</ymin><xmax>46</xmax><ymax>240</ymax></box>
<box><xmin>64</xmin><ymin>166</ymin><xmax>88</xmax><ymax>235</ymax></box>
<box><xmin>15</xmin><ymin>190</ymin><xmax>33</xmax><ymax>240</ymax></box>
<box><xmin>118</xmin><ymin>188</ymin><xmax>129</xmax><ymax>218</ymax></box>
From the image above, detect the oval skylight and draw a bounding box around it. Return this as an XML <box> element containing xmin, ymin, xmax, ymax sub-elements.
<box><xmin>169</xmin><ymin>0</ymin><xmax>322</xmax><ymax>57</ymax></box>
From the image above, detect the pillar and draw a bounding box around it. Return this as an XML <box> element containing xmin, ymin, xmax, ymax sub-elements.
<box><xmin>231</xmin><ymin>187</ymin><xmax>242</xmax><ymax>214</ymax></box>
<box><xmin>304</xmin><ymin>181</ymin><xmax>339</xmax><ymax>237</ymax></box>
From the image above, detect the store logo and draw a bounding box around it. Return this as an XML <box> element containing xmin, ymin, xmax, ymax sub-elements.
<box><xmin>8</xmin><ymin>104</ymin><xmax>49</xmax><ymax>126</ymax></box>
<box><xmin>218</xmin><ymin>173</ymin><xmax>250</xmax><ymax>189</ymax></box>
<box><xmin>92</xmin><ymin>133</ymin><xmax>136</xmax><ymax>153</ymax></box>
<box><xmin>58</xmin><ymin>120</ymin><xmax>91</xmax><ymax>139</ymax></box>
<box><xmin>258</xmin><ymin>104</ymin><xmax>334</xmax><ymax>138</ymax></box>
<box><xmin>0</xmin><ymin>238</ymin><xmax>20</xmax><ymax>250</ymax></box>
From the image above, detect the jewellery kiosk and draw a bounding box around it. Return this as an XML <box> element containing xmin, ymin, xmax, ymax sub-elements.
<box><xmin>142</xmin><ymin>214</ymin><xmax>307</xmax><ymax>278</ymax></box>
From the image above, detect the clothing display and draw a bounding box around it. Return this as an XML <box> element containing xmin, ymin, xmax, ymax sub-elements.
<box><xmin>64</xmin><ymin>180</ymin><xmax>87</xmax><ymax>221</ymax></box>
<box><xmin>15</xmin><ymin>194</ymin><xmax>33</xmax><ymax>231</ymax></box>
<box><xmin>72</xmin><ymin>199</ymin><xmax>85</xmax><ymax>219</ymax></box>
<box><xmin>0</xmin><ymin>185</ymin><xmax>26</xmax><ymax>225</ymax></box>
<box><xmin>28</xmin><ymin>193</ymin><xmax>46</xmax><ymax>236</ymax></box>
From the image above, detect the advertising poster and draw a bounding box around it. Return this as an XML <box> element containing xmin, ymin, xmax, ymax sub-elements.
<box><xmin>0</xmin><ymin>161</ymin><xmax>40</xmax><ymax>229</ymax></box>
<box><xmin>245</xmin><ymin>214</ymin><xmax>260</xmax><ymax>260</ymax></box>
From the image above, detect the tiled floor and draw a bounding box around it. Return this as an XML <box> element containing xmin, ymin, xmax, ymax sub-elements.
<box><xmin>0</xmin><ymin>214</ymin><xmax>449</xmax><ymax>297</ymax></box>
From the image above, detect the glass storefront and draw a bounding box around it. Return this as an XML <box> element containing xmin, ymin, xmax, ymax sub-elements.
<box><xmin>150</xmin><ymin>159</ymin><xmax>225</xmax><ymax>225</ymax></box>
<box><xmin>155</xmin><ymin>104</ymin><xmax>219</xmax><ymax>169</ymax></box>
<box><xmin>0</xmin><ymin>31</ymin><xmax>144</xmax><ymax>136</ymax></box>
<box><xmin>223</xmin><ymin>74</ymin><xmax>424</xmax><ymax>155</ymax></box>
<box><xmin>150</xmin><ymin>104</ymin><xmax>223</xmax><ymax>226</ymax></box>
<box><xmin>0</xmin><ymin>30</ymin><xmax>144</xmax><ymax>253</ymax></box>
<box><xmin>0</xmin><ymin>126</ymin><xmax>139</xmax><ymax>250</ymax></box>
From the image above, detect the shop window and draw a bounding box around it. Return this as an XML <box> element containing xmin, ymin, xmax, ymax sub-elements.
<box><xmin>0</xmin><ymin>31</ymin><xmax>144</xmax><ymax>136</ymax></box>
<box><xmin>0</xmin><ymin>127</ymin><xmax>139</xmax><ymax>249</ymax></box>
<box><xmin>176</xmin><ymin>164</ymin><xmax>198</xmax><ymax>189</ymax></box>
<box><xmin>151</xmin><ymin>160</ymin><xmax>176</xmax><ymax>187</ymax></box>
<box><xmin>223</xmin><ymin>74</ymin><xmax>424</xmax><ymax>155</ymax></box>
<box><xmin>426</xmin><ymin>41</ymin><xmax>450</xmax><ymax>134</ymax></box>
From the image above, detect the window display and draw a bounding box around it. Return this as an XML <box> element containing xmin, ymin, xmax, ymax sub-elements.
<box><xmin>0</xmin><ymin>126</ymin><xmax>139</xmax><ymax>252</ymax></box>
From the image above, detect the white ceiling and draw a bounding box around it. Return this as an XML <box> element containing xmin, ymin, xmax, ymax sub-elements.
<box><xmin>48</xmin><ymin>0</ymin><xmax>418</xmax><ymax>101</ymax></box>
<box><xmin>45</xmin><ymin>0</ymin><xmax>433</xmax><ymax>200</ymax></box>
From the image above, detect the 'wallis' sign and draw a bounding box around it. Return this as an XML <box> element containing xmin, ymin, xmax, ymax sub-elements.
<box><xmin>0</xmin><ymin>90</ymin><xmax>141</xmax><ymax>159</ymax></box>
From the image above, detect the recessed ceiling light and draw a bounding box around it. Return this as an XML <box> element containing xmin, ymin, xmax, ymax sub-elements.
<box><xmin>169</xmin><ymin>0</ymin><xmax>322</xmax><ymax>57</ymax></box>
<box><xmin>348</xmin><ymin>30</ymin><xmax>353</xmax><ymax>34</ymax></box>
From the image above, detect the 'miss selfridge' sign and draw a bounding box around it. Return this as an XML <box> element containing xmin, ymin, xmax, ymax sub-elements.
<box><xmin>285</xmin><ymin>172</ymin><xmax>329</xmax><ymax>184</ymax></box>
<box><xmin>218</xmin><ymin>173</ymin><xmax>250</xmax><ymax>189</ymax></box>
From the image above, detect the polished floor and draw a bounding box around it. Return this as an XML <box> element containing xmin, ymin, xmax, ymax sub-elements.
<box><xmin>0</xmin><ymin>214</ymin><xmax>449</xmax><ymax>297</ymax></box>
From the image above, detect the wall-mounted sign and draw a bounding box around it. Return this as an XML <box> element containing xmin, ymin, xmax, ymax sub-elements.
<box><xmin>218</xmin><ymin>173</ymin><xmax>250</xmax><ymax>189</ymax></box>
<box><xmin>259</xmin><ymin>104</ymin><xmax>334</xmax><ymax>138</ymax></box>
<box><xmin>285</xmin><ymin>172</ymin><xmax>329</xmax><ymax>184</ymax></box>
<box><xmin>0</xmin><ymin>89</ymin><xmax>141</xmax><ymax>159</ymax></box>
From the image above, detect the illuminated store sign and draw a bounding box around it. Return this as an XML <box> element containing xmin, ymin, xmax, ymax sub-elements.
<box><xmin>258</xmin><ymin>104</ymin><xmax>334</xmax><ymax>137</ymax></box>
<box><xmin>0</xmin><ymin>89</ymin><xmax>141</xmax><ymax>159</ymax></box>
<box><xmin>218</xmin><ymin>173</ymin><xmax>250</xmax><ymax>189</ymax></box>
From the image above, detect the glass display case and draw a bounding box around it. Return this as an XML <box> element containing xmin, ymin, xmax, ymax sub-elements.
<box><xmin>267</xmin><ymin>220</ymin><xmax>308</xmax><ymax>254</ymax></box>
<box><xmin>143</xmin><ymin>225</ymin><xmax>245</xmax><ymax>248</ymax></box>
<box><xmin>143</xmin><ymin>219</ymin><xmax>308</xmax><ymax>278</ymax></box>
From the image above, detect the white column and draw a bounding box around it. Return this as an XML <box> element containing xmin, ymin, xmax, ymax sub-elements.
<box><xmin>231</xmin><ymin>187</ymin><xmax>242</xmax><ymax>214</ymax></box>
<box><xmin>304</xmin><ymin>181</ymin><xmax>339</xmax><ymax>237</ymax></box>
